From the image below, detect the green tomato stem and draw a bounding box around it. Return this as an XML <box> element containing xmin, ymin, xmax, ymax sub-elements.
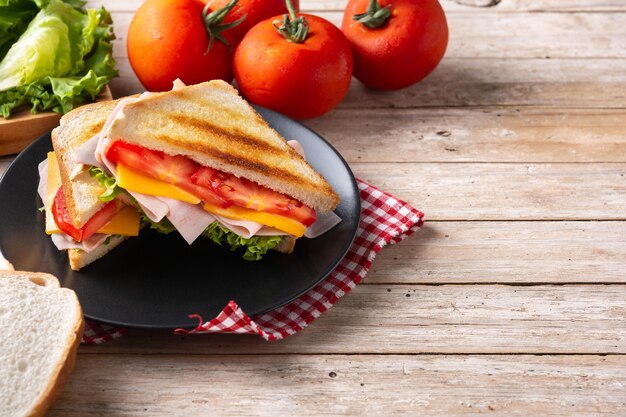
<box><xmin>353</xmin><ymin>0</ymin><xmax>391</xmax><ymax>29</ymax></box>
<box><xmin>273</xmin><ymin>0</ymin><xmax>308</xmax><ymax>43</ymax></box>
<box><xmin>202</xmin><ymin>0</ymin><xmax>246</xmax><ymax>52</ymax></box>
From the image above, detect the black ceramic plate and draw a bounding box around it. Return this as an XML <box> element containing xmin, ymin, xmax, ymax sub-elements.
<box><xmin>0</xmin><ymin>107</ymin><xmax>360</xmax><ymax>329</ymax></box>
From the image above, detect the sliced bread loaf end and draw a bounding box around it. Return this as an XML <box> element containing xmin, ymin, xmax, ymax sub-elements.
<box><xmin>0</xmin><ymin>271</ymin><xmax>83</xmax><ymax>417</ymax></box>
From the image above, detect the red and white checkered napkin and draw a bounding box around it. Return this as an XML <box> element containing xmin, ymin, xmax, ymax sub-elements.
<box><xmin>81</xmin><ymin>179</ymin><xmax>424</xmax><ymax>344</ymax></box>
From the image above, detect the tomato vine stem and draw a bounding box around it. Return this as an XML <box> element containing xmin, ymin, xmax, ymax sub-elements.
<box><xmin>353</xmin><ymin>0</ymin><xmax>391</xmax><ymax>29</ymax></box>
<box><xmin>202</xmin><ymin>0</ymin><xmax>246</xmax><ymax>52</ymax></box>
<box><xmin>273</xmin><ymin>0</ymin><xmax>308</xmax><ymax>43</ymax></box>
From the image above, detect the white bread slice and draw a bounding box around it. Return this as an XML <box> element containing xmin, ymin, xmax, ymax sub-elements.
<box><xmin>105</xmin><ymin>80</ymin><xmax>340</xmax><ymax>214</ymax></box>
<box><xmin>0</xmin><ymin>271</ymin><xmax>83</xmax><ymax>417</ymax></box>
<box><xmin>52</xmin><ymin>99</ymin><xmax>121</xmax><ymax>228</ymax></box>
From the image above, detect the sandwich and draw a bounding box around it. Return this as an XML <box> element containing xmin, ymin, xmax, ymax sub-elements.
<box><xmin>38</xmin><ymin>99</ymin><xmax>141</xmax><ymax>271</ymax></box>
<box><xmin>41</xmin><ymin>80</ymin><xmax>341</xmax><ymax>269</ymax></box>
<box><xmin>80</xmin><ymin>80</ymin><xmax>340</xmax><ymax>255</ymax></box>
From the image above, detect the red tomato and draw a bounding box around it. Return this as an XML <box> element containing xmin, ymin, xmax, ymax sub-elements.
<box><xmin>106</xmin><ymin>141</ymin><xmax>230</xmax><ymax>207</ymax></box>
<box><xmin>127</xmin><ymin>0</ymin><xmax>234</xmax><ymax>91</ymax></box>
<box><xmin>106</xmin><ymin>141</ymin><xmax>197</xmax><ymax>183</ymax></box>
<box><xmin>106</xmin><ymin>141</ymin><xmax>315</xmax><ymax>225</ymax></box>
<box><xmin>52</xmin><ymin>188</ymin><xmax>120</xmax><ymax>242</ymax></box>
<box><xmin>341</xmin><ymin>0</ymin><xmax>448</xmax><ymax>90</ymax></box>
<box><xmin>233</xmin><ymin>13</ymin><xmax>353</xmax><ymax>120</ymax></box>
<box><xmin>206</xmin><ymin>0</ymin><xmax>300</xmax><ymax>45</ymax></box>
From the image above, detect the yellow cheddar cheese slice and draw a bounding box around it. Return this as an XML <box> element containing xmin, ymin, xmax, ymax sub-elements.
<box><xmin>45</xmin><ymin>153</ymin><xmax>141</xmax><ymax>237</ymax></box>
<box><xmin>45</xmin><ymin>152</ymin><xmax>62</xmax><ymax>235</ymax></box>
<box><xmin>203</xmin><ymin>203</ymin><xmax>306</xmax><ymax>237</ymax></box>
<box><xmin>113</xmin><ymin>162</ymin><xmax>305</xmax><ymax>236</ymax></box>
<box><xmin>97</xmin><ymin>206</ymin><xmax>141</xmax><ymax>236</ymax></box>
<box><xmin>117</xmin><ymin>163</ymin><xmax>201</xmax><ymax>205</ymax></box>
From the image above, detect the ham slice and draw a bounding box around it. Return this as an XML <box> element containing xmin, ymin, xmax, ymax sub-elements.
<box><xmin>37</xmin><ymin>159</ymin><xmax>48</xmax><ymax>202</ymax></box>
<box><xmin>158</xmin><ymin>197</ymin><xmax>216</xmax><ymax>244</ymax></box>
<box><xmin>304</xmin><ymin>211</ymin><xmax>342</xmax><ymax>238</ymax></box>
<box><xmin>50</xmin><ymin>232</ymin><xmax>110</xmax><ymax>253</ymax></box>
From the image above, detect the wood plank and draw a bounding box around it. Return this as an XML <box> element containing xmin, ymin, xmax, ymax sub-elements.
<box><xmin>306</xmin><ymin>108</ymin><xmax>626</xmax><ymax>163</ymax></box>
<box><xmin>328</xmin><ymin>0</ymin><xmax>626</xmax><ymax>12</ymax></box>
<box><xmin>49</xmin><ymin>355</ymin><xmax>626</xmax><ymax>416</ymax></box>
<box><xmin>369</xmin><ymin>221</ymin><xmax>626</xmax><ymax>284</ymax></box>
<box><xmin>339</xmin><ymin>58</ymin><xmax>626</xmax><ymax>109</ymax></box>
<box><xmin>84</xmin><ymin>284</ymin><xmax>626</xmax><ymax>354</ymax></box>
<box><xmin>453</xmin><ymin>0</ymin><xmax>626</xmax><ymax>11</ymax></box>
<box><xmin>107</xmin><ymin>12</ymin><xmax>626</xmax><ymax>59</ymax></box>
<box><xmin>88</xmin><ymin>0</ymin><xmax>626</xmax><ymax>13</ymax></box>
<box><xmin>352</xmin><ymin>163</ymin><xmax>626</xmax><ymax>221</ymax></box>
<box><xmin>109</xmin><ymin>57</ymin><xmax>626</xmax><ymax>108</ymax></box>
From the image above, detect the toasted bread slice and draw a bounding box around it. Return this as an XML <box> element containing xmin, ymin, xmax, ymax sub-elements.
<box><xmin>0</xmin><ymin>271</ymin><xmax>83</xmax><ymax>417</ymax></box>
<box><xmin>105</xmin><ymin>80</ymin><xmax>340</xmax><ymax>213</ymax></box>
<box><xmin>52</xmin><ymin>99</ymin><xmax>121</xmax><ymax>228</ymax></box>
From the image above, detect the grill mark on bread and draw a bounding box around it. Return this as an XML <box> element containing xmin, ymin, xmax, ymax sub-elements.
<box><xmin>154</xmin><ymin>134</ymin><xmax>306</xmax><ymax>185</ymax></box>
<box><xmin>167</xmin><ymin>114</ymin><xmax>280</xmax><ymax>154</ymax></box>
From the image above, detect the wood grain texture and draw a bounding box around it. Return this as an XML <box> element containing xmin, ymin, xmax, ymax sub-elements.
<box><xmin>369</xmin><ymin>221</ymin><xmax>626</xmax><ymax>284</ymax></box>
<box><xmin>108</xmin><ymin>57</ymin><xmax>626</xmax><ymax>108</ymax></box>
<box><xmin>463</xmin><ymin>0</ymin><xmax>626</xmax><ymax>11</ymax></box>
<box><xmin>306</xmin><ymin>108</ymin><xmax>626</xmax><ymax>162</ymax></box>
<box><xmin>49</xmin><ymin>355</ymin><xmax>626</xmax><ymax>417</ymax></box>
<box><xmin>82</xmin><ymin>284</ymin><xmax>626</xmax><ymax>354</ymax></box>
<box><xmin>87</xmin><ymin>0</ymin><xmax>626</xmax><ymax>13</ymax></box>
<box><xmin>352</xmin><ymin>163</ymin><xmax>626</xmax><ymax>220</ymax></box>
<box><xmin>107</xmin><ymin>11</ymin><xmax>626</xmax><ymax>59</ymax></box>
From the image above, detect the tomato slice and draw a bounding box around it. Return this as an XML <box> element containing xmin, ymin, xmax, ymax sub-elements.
<box><xmin>52</xmin><ymin>187</ymin><xmax>121</xmax><ymax>242</ymax></box>
<box><xmin>216</xmin><ymin>175</ymin><xmax>316</xmax><ymax>226</ymax></box>
<box><xmin>106</xmin><ymin>141</ymin><xmax>197</xmax><ymax>183</ymax></box>
<box><xmin>105</xmin><ymin>140</ymin><xmax>316</xmax><ymax>226</ymax></box>
<box><xmin>106</xmin><ymin>141</ymin><xmax>229</xmax><ymax>207</ymax></box>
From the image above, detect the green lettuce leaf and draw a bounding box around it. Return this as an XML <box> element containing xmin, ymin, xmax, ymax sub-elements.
<box><xmin>0</xmin><ymin>0</ymin><xmax>39</xmax><ymax>60</ymax></box>
<box><xmin>0</xmin><ymin>0</ymin><xmax>117</xmax><ymax>117</ymax></box>
<box><xmin>88</xmin><ymin>166</ymin><xmax>121</xmax><ymax>202</ymax></box>
<box><xmin>204</xmin><ymin>223</ymin><xmax>283</xmax><ymax>261</ymax></box>
<box><xmin>141</xmin><ymin>215</ymin><xmax>177</xmax><ymax>235</ymax></box>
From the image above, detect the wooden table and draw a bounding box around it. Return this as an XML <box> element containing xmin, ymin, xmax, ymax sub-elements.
<box><xmin>2</xmin><ymin>0</ymin><xmax>625</xmax><ymax>415</ymax></box>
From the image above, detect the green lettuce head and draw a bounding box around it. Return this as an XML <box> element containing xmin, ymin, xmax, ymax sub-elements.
<box><xmin>0</xmin><ymin>0</ymin><xmax>117</xmax><ymax>117</ymax></box>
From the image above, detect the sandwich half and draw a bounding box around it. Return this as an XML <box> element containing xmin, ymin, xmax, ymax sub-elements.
<box><xmin>75</xmin><ymin>80</ymin><xmax>340</xmax><ymax>259</ymax></box>
<box><xmin>39</xmin><ymin>100</ymin><xmax>141</xmax><ymax>271</ymax></box>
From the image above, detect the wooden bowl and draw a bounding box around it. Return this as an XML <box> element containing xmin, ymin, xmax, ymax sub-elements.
<box><xmin>0</xmin><ymin>86</ymin><xmax>113</xmax><ymax>156</ymax></box>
